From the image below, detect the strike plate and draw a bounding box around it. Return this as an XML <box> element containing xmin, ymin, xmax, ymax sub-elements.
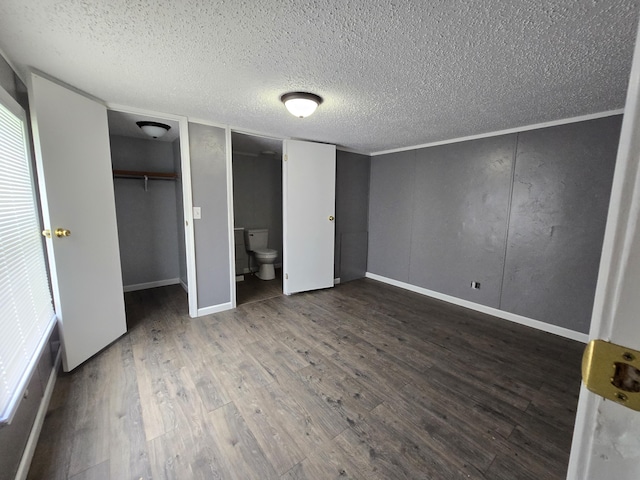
<box><xmin>582</xmin><ymin>339</ymin><xmax>640</xmax><ymax>411</ymax></box>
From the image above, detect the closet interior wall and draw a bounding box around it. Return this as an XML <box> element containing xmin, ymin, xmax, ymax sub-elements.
<box><xmin>109</xmin><ymin>133</ymin><xmax>185</xmax><ymax>291</ymax></box>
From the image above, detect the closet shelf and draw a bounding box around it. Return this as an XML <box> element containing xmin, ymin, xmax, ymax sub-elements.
<box><xmin>113</xmin><ymin>169</ymin><xmax>178</xmax><ymax>181</ymax></box>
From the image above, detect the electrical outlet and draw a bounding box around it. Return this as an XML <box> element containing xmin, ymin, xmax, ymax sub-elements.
<box><xmin>193</xmin><ymin>206</ymin><xmax>201</xmax><ymax>219</ymax></box>
<box><xmin>471</xmin><ymin>281</ymin><xmax>481</xmax><ymax>289</ymax></box>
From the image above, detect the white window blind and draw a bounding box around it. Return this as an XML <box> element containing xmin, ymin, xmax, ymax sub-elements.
<box><xmin>0</xmin><ymin>88</ymin><xmax>55</xmax><ymax>424</ymax></box>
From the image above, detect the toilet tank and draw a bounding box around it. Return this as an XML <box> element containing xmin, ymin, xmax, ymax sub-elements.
<box><xmin>245</xmin><ymin>228</ymin><xmax>269</xmax><ymax>250</ymax></box>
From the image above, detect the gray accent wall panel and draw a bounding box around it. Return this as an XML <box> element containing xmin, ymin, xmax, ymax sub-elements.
<box><xmin>367</xmin><ymin>116</ymin><xmax>620</xmax><ymax>335</ymax></box>
<box><xmin>0</xmin><ymin>324</ymin><xmax>58</xmax><ymax>480</ymax></box>
<box><xmin>409</xmin><ymin>136</ymin><xmax>516</xmax><ymax>306</ymax></box>
<box><xmin>501</xmin><ymin>117</ymin><xmax>621</xmax><ymax>333</ymax></box>
<box><xmin>368</xmin><ymin>150</ymin><xmax>416</xmax><ymax>282</ymax></box>
<box><xmin>340</xmin><ymin>232</ymin><xmax>369</xmax><ymax>282</ymax></box>
<box><xmin>189</xmin><ymin>122</ymin><xmax>231</xmax><ymax>308</ymax></box>
<box><xmin>335</xmin><ymin>150</ymin><xmax>370</xmax><ymax>281</ymax></box>
<box><xmin>0</xmin><ymin>55</ymin><xmax>17</xmax><ymax>100</ymax></box>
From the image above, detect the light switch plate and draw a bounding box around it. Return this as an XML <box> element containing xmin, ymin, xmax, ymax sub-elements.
<box><xmin>193</xmin><ymin>206</ymin><xmax>201</xmax><ymax>219</ymax></box>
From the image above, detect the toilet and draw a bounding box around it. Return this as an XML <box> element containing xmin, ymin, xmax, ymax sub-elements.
<box><xmin>244</xmin><ymin>228</ymin><xmax>278</xmax><ymax>280</ymax></box>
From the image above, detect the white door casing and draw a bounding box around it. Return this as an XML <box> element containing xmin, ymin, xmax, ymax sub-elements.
<box><xmin>29</xmin><ymin>73</ymin><xmax>126</xmax><ymax>371</ymax></box>
<box><xmin>283</xmin><ymin>139</ymin><xmax>336</xmax><ymax>295</ymax></box>
<box><xmin>567</xmin><ymin>22</ymin><xmax>640</xmax><ymax>480</ymax></box>
<box><xmin>106</xmin><ymin>103</ymin><xmax>198</xmax><ymax>317</ymax></box>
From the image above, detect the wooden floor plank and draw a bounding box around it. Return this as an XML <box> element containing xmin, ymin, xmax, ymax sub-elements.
<box><xmin>281</xmin><ymin>438</ymin><xmax>365</xmax><ymax>480</ymax></box>
<box><xmin>206</xmin><ymin>402</ymin><xmax>279</xmax><ymax>480</ymax></box>
<box><xmin>67</xmin><ymin>354</ymin><xmax>111</xmax><ymax>477</ymax></box>
<box><xmin>106</xmin><ymin>336</ymin><xmax>152</xmax><ymax>480</ymax></box>
<box><xmin>68</xmin><ymin>460</ymin><xmax>109</xmax><ymax>480</ymax></box>
<box><xmin>234</xmin><ymin>381</ymin><xmax>330</xmax><ymax>475</ymax></box>
<box><xmin>28</xmin><ymin>280</ymin><xmax>583</xmax><ymax>479</ymax></box>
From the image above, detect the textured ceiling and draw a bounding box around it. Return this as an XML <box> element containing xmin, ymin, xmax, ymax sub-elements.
<box><xmin>107</xmin><ymin>110</ymin><xmax>180</xmax><ymax>143</ymax></box>
<box><xmin>0</xmin><ymin>1</ymin><xmax>637</xmax><ymax>154</ymax></box>
<box><xmin>232</xmin><ymin>132</ymin><xmax>283</xmax><ymax>158</ymax></box>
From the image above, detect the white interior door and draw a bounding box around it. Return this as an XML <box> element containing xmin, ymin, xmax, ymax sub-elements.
<box><xmin>567</xmin><ymin>24</ymin><xmax>640</xmax><ymax>480</ymax></box>
<box><xmin>283</xmin><ymin>139</ymin><xmax>336</xmax><ymax>295</ymax></box>
<box><xmin>29</xmin><ymin>74</ymin><xmax>126</xmax><ymax>371</ymax></box>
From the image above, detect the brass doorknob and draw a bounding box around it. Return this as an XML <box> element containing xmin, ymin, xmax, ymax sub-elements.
<box><xmin>328</xmin><ymin>216</ymin><xmax>335</xmax><ymax>221</ymax></box>
<box><xmin>55</xmin><ymin>228</ymin><xmax>71</xmax><ymax>238</ymax></box>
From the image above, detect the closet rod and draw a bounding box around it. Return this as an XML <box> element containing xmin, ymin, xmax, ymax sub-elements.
<box><xmin>113</xmin><ymin>169</ymin><xmax>179</xmax><ymax>180</ymax></box>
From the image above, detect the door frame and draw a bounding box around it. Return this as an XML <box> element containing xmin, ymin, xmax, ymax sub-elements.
<box><xmin>186</xmin><ymin>117</ymin><xmax>238</xmax><ymax>313</ymax></box>
<box><xmin>566</xmin><ymin>22</ymin><xmax>640</xmax><ymax>479</ymax></box>
<box><xmin>228</xmin><ymin>127</ymin><xmax>287</xmax><ymax>307</ymax></box>
<box><xmin>226</xmin><ymin>126</ymin><xmax>237</xmax><ymax>309</ymax></box>
<box><xmin>107</xmin><ymin>103</ymin><xmax>199</xmax><ymax>317</ymax></box>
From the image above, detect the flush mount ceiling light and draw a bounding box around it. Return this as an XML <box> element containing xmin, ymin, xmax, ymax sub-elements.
<box><xmin>281</xmin><ymin>92</ymin><xmax>323</xmax><ymax>118</ymax></box>
<box><xmin>136</xmin><ymin>121</ymin><xmax>171</xmax><ymax>139</ymax></box>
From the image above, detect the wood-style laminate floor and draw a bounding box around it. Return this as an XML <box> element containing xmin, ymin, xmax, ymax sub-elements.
<box><xmin>236</xmin><ymin>269</ymin><xmax>282</xmax><ymax>306</ymax></box>
<box><xmin>27</xmin><ymin>279</ymin><xmax>583</xmax><ymax>479</ymax></box>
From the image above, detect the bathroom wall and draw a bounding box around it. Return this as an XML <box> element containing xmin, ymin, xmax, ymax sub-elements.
<box><xmin>173</xmin><ymin>138</ymin><xmax>187</xmax><ymax>287</ymax></box>
<box><xmin>232</xmin><ymin>152</ymin><xmax>283</xmax><ymax>267</ymax></box>
<box><xmin>110</xmin><ymin>135</ymin><xmax>180</xmax><ymax>288</ymax></box>
<box><xmin>188</xmin><ymin>122</ymin><xmax>231</xmax><ymax>309</ymax></box>
<box><xmin>368</xmin><ymin>115</ymin><xmax>621</xmax><ymax>334</ymax></box>
<box><xmin>335</xmin><ymin>150</ymin><xmax>370</xmax><ymax>282</ymax></box>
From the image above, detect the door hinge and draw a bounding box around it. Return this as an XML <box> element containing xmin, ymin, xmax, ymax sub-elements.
<box><xmin>582</xmin><ymin>339</ymin><xmax>640</xmax><ymax>411</ymax></box>
<box><xmin>285</xmin><ymin>273</ymin><xmax>288</xmax><ymax>279</ymax></box>
<box><xmin>284</xmin><ymin>154</ymin><xmax>288</xmax><ymax>162</ymax></box>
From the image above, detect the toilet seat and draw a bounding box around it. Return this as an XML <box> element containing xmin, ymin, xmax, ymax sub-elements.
<box><xmin>253</xmin><ymin>248</ymin><xmax>277</xmax><ymax>259</ymax></box>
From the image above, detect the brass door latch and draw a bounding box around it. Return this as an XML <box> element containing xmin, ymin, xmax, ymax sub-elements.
<box><xmin>42</xmin><ymin>228</ymin><xmax>71</xmax><ymax>238</ymax></box>
<box><xmin>582</xmin><ymin>340</ymin><xmax>640</xmax><ymax>411</ymax></box>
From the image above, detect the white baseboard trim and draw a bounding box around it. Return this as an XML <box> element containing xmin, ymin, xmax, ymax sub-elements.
<box><xmin>179</xmin><ymin>279</ymin><xmax>188</xmax><ymax>293</ymax></box>
<box><xmin>365</xmin><ymin>272</ymin><xmax>589</xmax><ymax>343</ymax></box>
<box><xmin>15</xmin><ymin>348</ymin><xmax>62</xmax><ymax>480</ymax></box>
<box><xmin>334</xmin><ymin>277</ymin><xmax>341</xmax><ymax>285</ymax></box>
<box><xmin>197</xmin><ymin>301</ymin><xmax>233</xmax><ymax>316</ymax></box>
<box><xmin>123</xmin><ymin>278</ymin><xmax>181</xmax><ymax>292</ymax></box>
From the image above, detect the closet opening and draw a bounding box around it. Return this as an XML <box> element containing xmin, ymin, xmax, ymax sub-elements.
<box><xmin>231</xmin><ymin>131</ymin><xmax>284</xmax><ymax>306</ymax></box>
<box><xmin>107</xmin><ymin>110</ymin><xmax>189</xmax><ymax>320</ymax></box>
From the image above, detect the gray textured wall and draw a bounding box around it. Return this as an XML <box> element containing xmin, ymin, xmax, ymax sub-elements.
<box><xmin>110</xmin><ymin>135</ymin><xmax>180</xmax><ymax>287</ymax></box>
<box><xmin>335</xmin><ymin>150</ymin><xmax>370</xmax><ymax>282</ymax></box>
<box><xmin>368</xmin><ymin>150</ymin><xmax>416</xmax><ymax>282</ymax></box>
<box><xmin>0</xmin><ymin>55</ymin><xmax>17</xmax><ymax>100</ymax></box>
<box><xmin>501</xmin><ymin>118</ymin><xmax>621</xmax><ymax>332</ymax></box>
<box><xmin>410</xmin><ymin>136</ymin><xmax>516</xmax><ymax>306</ymax></box>
<box><xmin>368</xmin><ymin>116</ymin><xmax>621</xmax><ymax>334</ymax></box>
<box><xmin>173</xmin><ymin>139</ymin><xmax>187</xmax><ymax>286</ymax></box>
<box><xmin>232</xmin><ymin>152</ymin><xmax>282</xmax><ymax>264</ymax></box>
<box><xmin>189</xmin><ymin>122</ymin><xmax>231</xmax><ymax>308</ymax></box>
<box><xmin>0</xmin><ymin>329</ymin><xmax>58</xmax><ymax>480</ymax></box>
<box><xmin>0</xmin><ymin>57</ymin><xmax>60</xmax><ymax>480</ymax></box>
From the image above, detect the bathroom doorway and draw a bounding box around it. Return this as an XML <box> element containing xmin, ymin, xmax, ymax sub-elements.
<box><xmin>231</xmin><ymin>131</ymin><xmax>284</xmax><ymax>306</ymax></box>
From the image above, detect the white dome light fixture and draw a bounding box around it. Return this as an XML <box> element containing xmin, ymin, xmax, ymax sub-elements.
<box><xmin>136</xmin><ymin>121</ymin><xmax>171</xmax><ymax>139</ymax></box>
<box><xmin>281</xmin><ymin>92</ymin><xmax>323</xmax><ymax>118</ymax></box>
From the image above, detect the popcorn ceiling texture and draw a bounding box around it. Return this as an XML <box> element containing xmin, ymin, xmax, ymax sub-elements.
<box><xmin>0</xmin><ymin>0</ymin><xmax>637</xmax><ymax>153</ymax></box>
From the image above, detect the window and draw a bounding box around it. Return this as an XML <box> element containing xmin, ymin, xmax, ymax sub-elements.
<box><xmin>0</xmin><ymin>87</ymin><xmax>55</xmax><ymax>424</ymax></box>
